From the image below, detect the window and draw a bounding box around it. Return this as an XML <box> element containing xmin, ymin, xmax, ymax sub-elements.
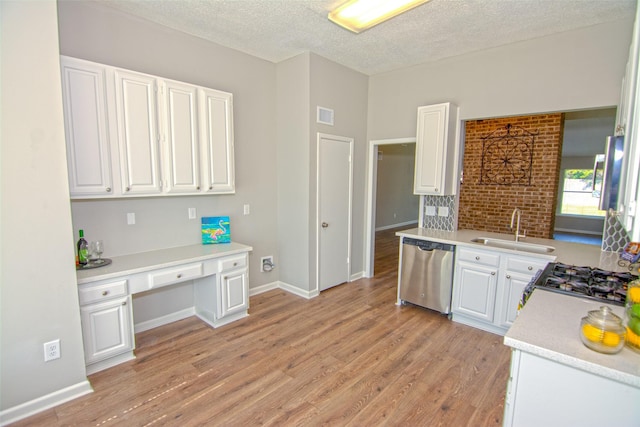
<box><xmin>559</xmin><ymin>155</ymin><xmax>605</xmax><ymax>217</ymax></box>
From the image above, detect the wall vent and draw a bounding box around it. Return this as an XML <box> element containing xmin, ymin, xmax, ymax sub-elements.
<box><xmin>317</xmin><ymin>106</ymin><xmax>334</xmax><ymax>126</ymax></box>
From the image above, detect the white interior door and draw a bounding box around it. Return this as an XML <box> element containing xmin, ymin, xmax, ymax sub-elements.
<box><xmin>318</xmin><ymin>133</ymin><xmax>353</xmax><ymax>291</ymax></box>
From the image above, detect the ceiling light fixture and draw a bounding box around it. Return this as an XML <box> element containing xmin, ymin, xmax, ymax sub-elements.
<box><xmin>328</xmin><ymin>0</ymin><xmax>430</xmax><ymax>34</ymax></box>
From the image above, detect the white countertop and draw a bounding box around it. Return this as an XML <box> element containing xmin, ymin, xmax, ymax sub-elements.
<box><xmin>396</xmin><ymin>228</ymin><xmax>632</xmax><ymax>272</ymax></box>
<box><xmin>504</xmin><ymin>290</ymin><xmax>640</xmax><ymax>388</ymax></box>
<box><xmin>76</xmin><ymin>242</ymin><xmax>253</xmax><ymax>285</ymax></box>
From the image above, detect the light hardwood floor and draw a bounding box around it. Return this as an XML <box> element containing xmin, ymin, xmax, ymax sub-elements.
<box><xmin>14</xmin><ymin>227</ymin><xmax>511</xmax><ymax>426</ymax></box>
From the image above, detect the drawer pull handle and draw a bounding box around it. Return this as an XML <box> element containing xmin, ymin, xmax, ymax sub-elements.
<box><xmin>475</xmin><ymin>256</ymin><xmax>480</xmax><ymax>260</ymax></box>
<box><xmin>528</xmin><ymin>266</ymin><xmax>533</xmax><ymax>271</ymax></box>
<box><xmin>177</xmin><ymin>274</ymin><xmax>183</xmax><ymax>279</ymax></box>
<box><xmin>491</xmin><ymin>271</ymin><xmax>496</xmax><ymax>276</ymax></box>
<box><xmin>102</xmin><ymin>291</ymin><xmax>109</xmax><ymax>296</ymax></box>
<box><xmin>506</xmin><ymin>275</ymin><xmax>511</xmax><ymax>279</ymax></box>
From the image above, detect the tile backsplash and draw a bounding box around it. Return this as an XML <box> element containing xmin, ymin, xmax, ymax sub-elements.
<box><xmin>422</xmin><ymin>195</ymin><xmax>456</xmax><ymax>231</ymax></box>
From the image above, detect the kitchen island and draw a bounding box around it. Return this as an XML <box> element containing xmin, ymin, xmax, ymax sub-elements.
<box><xmin>502</xmin><ymin>290</ymin><xmax>640</xmax><ymax>427</ymax></box>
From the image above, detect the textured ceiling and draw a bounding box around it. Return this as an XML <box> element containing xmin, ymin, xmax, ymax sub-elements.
<box><xmin>100</xmin><ymin>0</ymin><xmax>636</xmax><ymax>75</ymax></box>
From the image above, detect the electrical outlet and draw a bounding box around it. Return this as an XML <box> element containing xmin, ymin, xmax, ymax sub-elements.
<box><xmin>127</xmin><ymin>212</ymin><xmax>136</xmax><ymax>225</ymax></box>
<box><xmin>243</xmin><ymin>204</ymin><xmax>250</xmax><ymax>215</ymax></box>
<box><xmin>188</xmin><ymin>208</ymin><xmax>196</xmax><ymax>219</ymax></box>
<box><xmin>438</xmin><ymin>206</ymin><xmax>449</xmax><ymax>217</ymax></box>
<box><xmin>261</xmin><ymin>256</ymin><xmax>275</xmax><ymax>272</ymax></box>
<box><xmin>44</xmin><ymin>339</ymin><xmax>60</xmax><ymax>362</ymax></box>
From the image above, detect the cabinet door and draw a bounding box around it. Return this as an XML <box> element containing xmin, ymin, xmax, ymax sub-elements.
<box><xmin>414</xmin><ymin>103</ymin><xmax>458</xmax><ymax>195</ymax></box>
<box><xmin>199</xmin><ymin>87</ymin><xmax>235</xmax><ymax>193</ymax></box>
<box><xmin>498</xmin><ymin>271</ymin><xmax>531</xmax><ymax>328</ymax></box>
<box><xmin>161</xmin><ymin>80</ymin><xmax>201</xmax><ymax>193</ymax></box>
<box><xmin>60</xmin><ymin>57</ymin><xmax>113</xmax><ymax>197</ymax></box>
<box><xmin>219</xmin><ymin>269</ymin><xmax>248</xmax><ymax>318</ymax></box>
<box><xmin>114</xmin><ymin>69</ymin><xmax>162</xmax><ymax>195</ymax></box>
<box><xmin>452</xmin><ymin>260</ymin><xmax>497</xmax><ymax>322</ymax></box>
<box><xmin>80</xmin><ymin>295</ymin><xmax>134</xmax><ymax>364</ymax></box>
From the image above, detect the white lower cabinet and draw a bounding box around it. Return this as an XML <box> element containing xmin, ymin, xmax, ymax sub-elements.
<box><xmin>78</xmin><ymin>279</ymin><xmax>135</xmax><ymax>374</ymax></box>
<box><xmin>216</xmin><ymin>253</ymin><xmax>249</xmax><ymax>324</ymax></box>
<box><xmin>452</xmin><ymin>246</ymin><xmax>550</xmax><ymax>335</ymax></box>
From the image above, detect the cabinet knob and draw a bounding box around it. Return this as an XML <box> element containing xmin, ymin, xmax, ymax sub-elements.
<box><xmin>177</xmin><ymin>273</ymin><xmax>183</xmax><ymax>279</ymax></box>
<box><xmin>197</xmin><ymin>186</ymin><xmax>200</xmax><ymax>190</ymax></box>
<box><xmin>102</xmin><ymin>290</ymin><xmax>109</xmax><ymax>296</ymax></box>
<box><xmin>223</xmin><ymin>276</ymin><xmax>228</xmax><ymax>280</ymax></box>
<box><xmin>434</xmin><ymin>188</ymin><xmax>439</xmax><ymax>192</ymax></box>
<box><xmin>209</xmin><ymin>185</ymin><xmax>213</xmax><ymax>190</ymax></box>
<box><xmin>122</xmin><ymin>301</ymin><xmax>127</xmax><ymax>306</ymax></box>
<box><xmin>506</xmin><ymin>275</ymin><xmax>511</xmax><ymax>279</ymax></box>
<box><xmin>106</xmin><ymin>187</ymin><xmax>111</xmax><ymax>192</ymax></box>
<box><xmin>475</xmin><ymin>256</ymin><xmax>480</xmax><ymax>260</ymax></box>
<box><xmin>233</xmin><ymin>262</ymin><xmax>238</xmax><ymax>266</ymax></box>
<box><xmin>125</xmin><ymin>187</ymin><xmax>130</xmax><ymax>192</ymax></box>
<box><xmin>491</xmin><ymin>271</ymin><xmax>496</xmax><ymax>276</ymax></box>
<box><xmin>528</xmin><ymin>266</ymin><xmax>533</xmax><ymax>271</ymax></box>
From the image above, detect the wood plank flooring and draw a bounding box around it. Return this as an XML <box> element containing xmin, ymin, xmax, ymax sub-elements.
<box><xmin>13</xmin><ymin>227</ymin><xmax>511</xmax><ymax>426</ymax></box>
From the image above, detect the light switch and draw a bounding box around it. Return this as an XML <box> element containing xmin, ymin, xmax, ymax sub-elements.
<box><xmin>243</xmin><ymin>204</ymin><xmax>250</xmax><ymax>215</ymax></box>
<box><xmin>438</xmin><ymin>206</ymin><xmax>449</xmax><ymax>217</ymax></box>
<box><xmin>127</xmin><ymin>212</ymin><xmax>135</xmax><ymax>225</ymax></box>
<box><xmin>426</xmin><ymin>206</ymin><xmax>436</xmax><ymax>216</ymax></box>
<box><xmin>188</xmin><ymin>208</ymin><xmax>196</xmax><ymax>220</ymax></box>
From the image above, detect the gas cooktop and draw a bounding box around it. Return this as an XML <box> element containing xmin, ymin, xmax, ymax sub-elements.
<box><xmin>522</xmin><ymin>262</ymin><xmax>637</xmax><ymax>307</ymax></box>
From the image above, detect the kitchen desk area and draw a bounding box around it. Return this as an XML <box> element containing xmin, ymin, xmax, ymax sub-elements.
<box><xmin>76</xmin><ymin>242</ymin><xmax>252</xmax><ymax>374</ymax></box>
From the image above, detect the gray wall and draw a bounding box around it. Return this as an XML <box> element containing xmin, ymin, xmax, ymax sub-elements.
<box><xmin>57</xmin><ymin>1</ymin><xmax>279</xmax><ymax>290</ymax></box>
<box><xmin>375</xmin><ymin>144</ymin><xmax>419</xmax><ymax>229</ymax></box>
<box><xmin>1</xmin><ymin>0</ymin><xmax>89</xmax><ymax>415</ymax></box>
<box><xmin>367</xmin><ymin>19</ymin><xmax>634</xmax><ymax>140</ymax></box>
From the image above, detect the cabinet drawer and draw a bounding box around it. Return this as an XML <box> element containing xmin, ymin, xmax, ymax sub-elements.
<box><xmin>219</xmin><ymin>255</ymin><xmax>247</xmax><ymax>272</ymax></box>
<box><xmin>505</xmin><ymin>257</ymin><xmax>548</xmax><ymax>275</ymax></box>
<box><xmin>79</xmin><ymin>280</ymin><xmax>128</xmax><ymax>305</ymax></box>
<box><xmin>148</xmin><ymin>262</ymin><xmax>203</xmax><ymax>289</ymax></box>
<box><xmin>457</xmin><ymin>247</ymin><xmax>500</xmax><ymax>267</ymax></box>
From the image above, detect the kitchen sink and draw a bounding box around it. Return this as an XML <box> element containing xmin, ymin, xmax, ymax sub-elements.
<box><xmin>470</xmin><ymin>237</ymin><xmax>555</xmax><ymax>253</ymax></box>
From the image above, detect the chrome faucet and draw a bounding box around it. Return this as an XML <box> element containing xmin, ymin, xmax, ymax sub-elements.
<box><xmin>510</xmin><ymin>208</ymin><xmax>526</xmax><ymax>242</ymax></box>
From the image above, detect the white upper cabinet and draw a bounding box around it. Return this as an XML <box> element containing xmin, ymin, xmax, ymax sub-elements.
<box><xmin>414</xmin><ymin>102</ymin><xmax>460</xmax><ymax>195</ymax></box>
<box><xmin>60</xmin><ymin>57</ymin><xmax>114</xmax><ymax>197</ymax></box>
<box><xmin>199</xmin><ymin>87</ymin><xmax>235</xmax><ymax>193</ymax></box>
<box><xmin>114</xmin><ymin>69</ymin><xmax>162</xmax><ymax>195</ymax></box>
<box><xmin>161</xmin><ymin>80</ymin><xmax>201</xmax><ymax>193</ymax></box>
<box><xmin>60</xmin><ymin>56</ymin><xmax>235</xmax><ymax>199</ymax></box>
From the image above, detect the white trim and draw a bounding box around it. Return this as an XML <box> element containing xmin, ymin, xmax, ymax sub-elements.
<box><xmin>249</xmin><ymin>281</ymin><xmax>320</xmax><ymax>299</ymax></box>
<box><xmin>350</xmin><ymin>271</ymin><xmax>364</xmax><ymax>281</ymax></box>
<box><xmin>134</xmin><ymin>307</ymin><xmax>195</xmax><ymax>333</ymax></box>
<box><xmin>316</xmin><ymin>133</ymin><xmax>354</xmax><ymax>292</ymax></box>
<box><xmin>375</xmin><ymin>220</ymin><xmax>419</xmax><ymax>232</ymax></box>
<box><xmin>0</xmin><ymin>381</ymin><xmax>93</xmax><ymax>426</ymax></box>
<box><xmin>553</xmin><ymin>228</ymin><xmax>603</xmax><ymax>236</ymax></box>
<box><xmin>364</xmin><ymin>137</ymin><xmax>416</xmax><ymax>278</ymax></box>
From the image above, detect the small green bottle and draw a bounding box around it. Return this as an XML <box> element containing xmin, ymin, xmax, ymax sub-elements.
<box><xmin>77</xmin><ymin>229</ymin><xmax>89</xmax><ymax>265</ymax></box>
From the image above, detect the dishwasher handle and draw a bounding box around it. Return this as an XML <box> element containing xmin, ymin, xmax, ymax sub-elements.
<box><xmin>403</xmin><ymin>237</ymin><xmax>455</xmax><ymax>252</ymax></box>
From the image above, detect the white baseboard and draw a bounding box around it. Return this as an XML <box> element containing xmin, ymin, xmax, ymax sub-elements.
<box><xmin>249</xmin><ymin>281</ymin><xmax>319</xmax><ymax>299</ymax></box>
<box><xmin>0</xmin><ymin>380</ymin><xmax>93</xmax><ymax>427</ymax></box>
<box><xmin>350</xmin><ymin>271</ymin><xmax>364</xmax><ymax>281</ymax></box>
<box><xmin>375</xmin><ymin>220</ymin><xmax>418</xmax><ymax>232</ymax></box>
<box><xmin>134</xmin><ymin>307</ymin><xmax>195</xmax><ymax>333</ymax></box>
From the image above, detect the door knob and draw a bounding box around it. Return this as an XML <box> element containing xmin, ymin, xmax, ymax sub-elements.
<box><xmin>321</xmin><ymin>222</ymin><xmax>329</xmax><ymax>228</ymax></box>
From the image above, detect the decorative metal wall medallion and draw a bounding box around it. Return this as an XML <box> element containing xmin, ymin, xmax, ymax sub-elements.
<box><xmin>480</xmin><ymin>124</ymin><xmax>537</xmax><ymax>185</ymax></box>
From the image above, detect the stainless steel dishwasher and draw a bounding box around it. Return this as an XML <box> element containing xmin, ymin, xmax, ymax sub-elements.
<box><xmin>399</xmin><ymin>237</ymin><xmax>455</xmax><ymax>314</ymax></box>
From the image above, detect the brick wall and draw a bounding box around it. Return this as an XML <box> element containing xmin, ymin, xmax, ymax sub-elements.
<box><xmin>458</xmin><ymin>114</ymin><xmax>563</xmax><ymax>238</ymax></box>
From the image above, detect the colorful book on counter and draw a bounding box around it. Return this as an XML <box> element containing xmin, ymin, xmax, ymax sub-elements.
<box><xmin>202</xmin><ymin>216</ymin><xmax>231</xmax><ymax>244</ymax></box>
